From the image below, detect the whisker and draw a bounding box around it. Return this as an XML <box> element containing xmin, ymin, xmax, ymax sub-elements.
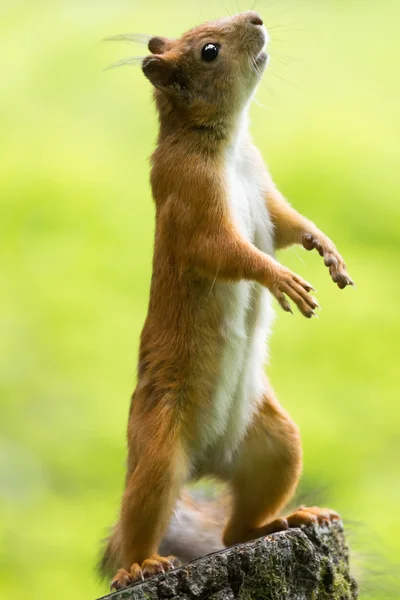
<box><xmin>207</xmin><ymin>269</ymin><xmax>220</xmax><ymax>299</ymax></box>
<box><xmin>268</xmin><ymin>45</ymin><xmax>311</xmax><ymax>71</ymax></box>
<box><xmin>264</xmin><ymin>7</ymin><xmax>297</xmax><ymax>23</ymax></box>
<box><xmin>218</xmin><ymin>0</ymin><xmax>233</xmax><ymax>17</ymax></box>
<box><xmin>267</xmin><ymin>28</ymin><xmax>309</xmax><ymax>34</ymax></box>
<box><xmin>248</xmin><ymin>52</ymin><xmax>261</xmax><ymax>82</ymax></box>
<box><xmin>104</xmin><ymin>56</ymin><xmax>144</xmax><ymax>70</ymax></box>
<box><xmin>262</xmin><ymin>0</ymin><xmax>288</xmax><ymax>11</ymax></box>
<box><xmin>269</xmin><ymin>48</ymin><xmax>300</xmax><ymax>62</ymax></box>
<box><xmin>268</xmin><ymin>37</ymin><xmax>290</xmax><ymax>43</ymax></box>
<box><xmin>253</xmin><ymin>97</ymin><xmax>269</xmax><ymax>110</ymax></box>
<box><xmin>248</xmin><ymin>52</ymin><xmax>261</xmax><ymax>79</ymax></box>
<box><xmin>266</xmin><ymin>66</ymin><xmax>301</xmax><ymax>89</ymax></box>
<box><xmin>291</xmin><ymin>247</ymin><xmax>307</xmax><ymax>268</ymax></box>
<box><xmin>266</xmin><ymin>24</ymin><xmax>307</xmax><ymax>33</ymax></box>
<box><xmin>268</xmin><ymin>53</ymin><xmax>298</xmax><ymax>72</ymax></box>
<box><xmin>246</xmin><ymin>51</ymin><xmax>278</xmax><ymax>104</ymax></box>
<box><xmin>103</xmin><ymin>33</ymin><xmax>152</xmax><ymax>44</ymax></box>
<box><xmin>269</xmin><ymin>52</ymin><xmax>295</xmax><ymax>67</ymax></box>
<box><xmin>267</xmin><ymin>18</ymin><xmax>305</xmax><ymax>27</ymax></box>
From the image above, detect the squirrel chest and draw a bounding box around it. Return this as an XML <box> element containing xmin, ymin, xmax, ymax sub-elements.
<box><xmin>193</xmin><ymin>137</ymin><xmax>275</xmax><ymax>472</ymax></box>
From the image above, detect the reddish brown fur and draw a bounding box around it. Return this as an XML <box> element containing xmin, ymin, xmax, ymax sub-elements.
<box><xmin>101</xmin><ymin>11</ymin><xmax>353</xmax><ymax>591</ymax></box>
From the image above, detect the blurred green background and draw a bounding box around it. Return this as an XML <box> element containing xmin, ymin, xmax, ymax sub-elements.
<box><xmin>1</xmin><ymin>0</ymin><xmax>399</xmax><ymax>598</ymax></box>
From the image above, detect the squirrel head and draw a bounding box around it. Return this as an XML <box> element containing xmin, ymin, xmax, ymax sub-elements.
<box><xmin>142</xmin><ymin>11</ymin><xmax>268</xmax><ymax>130</ymax></box>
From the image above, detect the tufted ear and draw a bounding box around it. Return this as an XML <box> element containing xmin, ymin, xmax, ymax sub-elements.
<box><xmin>142</xmin><ymin>55</ymin><xmax>176</xmax><ymax>89</ymax></box>
<box><xmin>148</xmin><ymin>36</ymin><xmax>173</xmax><ymax>55</ymax></box>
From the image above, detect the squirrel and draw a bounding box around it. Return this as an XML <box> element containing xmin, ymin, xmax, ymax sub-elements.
<box><xmin>100</xmin><ymin>11</ymin><xmax>354</xmax><ymax>591</ymax></box>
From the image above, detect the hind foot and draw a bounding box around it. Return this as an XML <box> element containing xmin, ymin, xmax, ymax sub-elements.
<box><xmin>110</xmin><ymin>554</ymin><xmax>180</xmax><ymax>590</ymax></box>
<box><xmin>261</xmin><ymin>505</ymin><xmax>341</xmax><ymax>535</ymax></box>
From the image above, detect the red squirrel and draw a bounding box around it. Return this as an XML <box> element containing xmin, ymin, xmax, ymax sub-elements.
<box><xmin>100</xmin><ymin>11</ymin><xmax>354</xmax><ymax>590</ymax></box>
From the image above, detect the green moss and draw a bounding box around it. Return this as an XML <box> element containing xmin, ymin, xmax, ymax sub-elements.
<box><xmin>235</xmin><ymin>529</ymin><xmax>357</xmax><ymax>600</ymax></box>
<box><xmin>238</xmin><ymin>550</ymin><xmax>290</xmax><ymax>600</ymax></box>
<box><xmin>316</xmin><ymin>556</ymin><xmax>355</xmax><ymax>600</ymax></box>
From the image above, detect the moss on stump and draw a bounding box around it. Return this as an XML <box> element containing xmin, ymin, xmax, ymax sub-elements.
<box><xmin>98</xmin><ymin>522</ymin><xmax>358</xmax><ymax>600</ymax></box>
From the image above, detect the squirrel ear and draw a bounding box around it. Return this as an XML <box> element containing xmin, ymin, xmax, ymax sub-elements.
<box><xmin>148</xmin><ymin>36</ymin><xmax>173</xmax><ymax>55</ymax></box>
<box><xmin>142</xmin><ymin>55</ymin><xmax>176</xmax><ymax>89</ymax></box>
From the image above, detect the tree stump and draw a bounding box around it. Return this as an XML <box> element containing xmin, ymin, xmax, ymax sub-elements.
<box><xmin>98</xmin><ymin>521</ymin><xmax>357</xmax><ymax>600</ymax></box>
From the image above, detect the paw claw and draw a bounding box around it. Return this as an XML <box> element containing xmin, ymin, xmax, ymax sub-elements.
<box><xmin>260</xmin><ymin>516</ymin><xmax>289</xmax><ymax>535</ymax></box>
<box><xmin>110</xmin><ymin>569</ymin><xmax>132</xmax><ymax>591</ymax></box>
<box><xmin>140</xmin><ymin>554</ymin><xmax>179</xmax><ymax>580</ymax></box>
<box><xmin>169</xmin><ymin>557</ymin><xmax>181</xmax><ymax>568</ymax></box>
<box><xmin>273</xmin><ymin>267</ymin><xmax>316</xmax><ymax>319</ymax></box>
<box><xmin>310</xmin><ymin>297</ymin><xmax>319</xmax><ymax>309</ymax></box>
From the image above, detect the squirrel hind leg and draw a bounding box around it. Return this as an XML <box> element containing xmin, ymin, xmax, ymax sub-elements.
<box><xmin>222</xmin><ymin>387</ymin><xmax>303</xmax><ymax>547</ymax></box>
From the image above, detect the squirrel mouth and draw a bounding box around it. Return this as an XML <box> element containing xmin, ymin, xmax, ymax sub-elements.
<box><xmin>255</xmin><ymin>49</ymin><xmax>268</xmax><ymax>68</ymax></box>
<box><xmin>253</xmin><ymin>25</ymin><xmax>268</xmax><ymax>67</ymax></box>
<box><xmin>253</xmin><ymin>30</ymin><xmax>268</xmax><ymax>70</ymax></box>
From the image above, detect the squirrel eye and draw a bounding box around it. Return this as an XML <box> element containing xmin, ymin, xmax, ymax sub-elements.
<box><xmin>201</xmin><ymin>43</ymin><xmax>219</xmax><ymax>62</ymax></box>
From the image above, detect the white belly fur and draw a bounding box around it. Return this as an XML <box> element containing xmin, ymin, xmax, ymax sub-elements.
<box><xmin>195</xmin><ymin>121</ymin><xmax>275</xmax><ymax>472</ymax></box>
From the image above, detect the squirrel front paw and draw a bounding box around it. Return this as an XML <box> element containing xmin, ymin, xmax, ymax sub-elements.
<box><xmin>271</xmin><ymin>266</ymin><xmax>318</xmax><ymax>318</ymax></box>
<box><xmin>302</xmin><ymin>233</ymin><xmax>354</xmax><ymax>289</ymax></box>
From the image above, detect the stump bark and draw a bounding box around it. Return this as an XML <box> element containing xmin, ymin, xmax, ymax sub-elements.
<box><xmin>98</xmin><ymin>521</ymin><xmax>358</xmax><ymax>600</ymax></box>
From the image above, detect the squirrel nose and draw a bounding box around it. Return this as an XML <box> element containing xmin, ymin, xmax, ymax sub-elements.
<box><xmin>248</xmin><ymin>12</ymin><xmax>263</xmax><ymax>26</ymax></box>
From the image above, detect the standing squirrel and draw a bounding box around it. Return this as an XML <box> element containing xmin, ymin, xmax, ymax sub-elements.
<box><xmin>100</xmin><ymin>11</ymin><xmax>354</xmax><ymax>590</ymax></box>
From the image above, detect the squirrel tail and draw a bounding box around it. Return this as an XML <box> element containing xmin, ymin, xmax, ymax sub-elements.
<box><xmin>98</xmin><ymin>489</ymin><xmax>226</xmax><ymax>579</ymax></box>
